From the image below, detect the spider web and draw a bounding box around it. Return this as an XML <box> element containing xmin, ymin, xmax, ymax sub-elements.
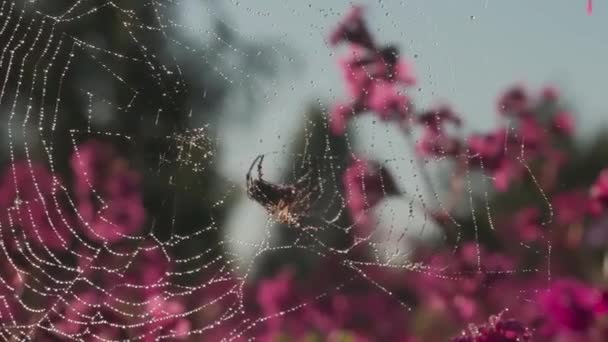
<box><xmin>0</xmin><ymin>0</ymin><xmax>563</xmax><ymax>340</ymax></box>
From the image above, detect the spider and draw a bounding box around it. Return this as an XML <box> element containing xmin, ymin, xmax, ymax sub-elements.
<box><xmin>246</xmin><ymin>154</ymin><xmax>316</xmax><ymax>226</ymax></box>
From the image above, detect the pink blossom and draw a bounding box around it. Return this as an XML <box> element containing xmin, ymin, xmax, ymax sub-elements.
<box><xmin>330</xmin><ymin>12</ymin><xmax>416</xmax><ymax>136</ymax></box>
<box><xmin>343</xmin><ymin>158</ymin><xmax>399</xmax><ymax>231</ymax></box>
<box><xmin>329</xmin><ymin>102</ymin><xmax>359</xmax><ymax>135</ymax></box>
<box><xmin>416</xmin><ymin>129</ymin><xmax>461</xmax><ymax>158</ymax></box>
<box><xmin>590</xmin><ymin>169</ymin><xmax>608</xmax><ymax>215</ymax></box>
<box><xmin>329</xmin><ymin>6</ymin><xmax>375</xmax><ymax>49</ymax></box>
<box><xmin>467</xmin><ymin>129</ymin><xmax>508</xmax><ymax>165</ymax></box>
<box><xmin>143</xmin><ymin>297</ymin><xmax>191</xmax><ymax>341</ymax></box>
<box><xmin>516</xmin><ymin>115</ymin><xmax>546</xmax><ymax>154</ymax></box>
<box><xmin>0</xmin><ymin>161</ymin><xmax>58</xmax><ymax>207</ymax></box>
<box><xmin>417</xmin><ymin>106</ymin><xmax>461</xmax><ymax>132</ymax></box>
<box><xmin>70</xmin><ymin>140</ymin><xmax>116</xmax><ymax>198</ymax></box>
<box><xmin>392</xmin><ymin>58</ymin><xmax>417</xmax><ymax>86</ymax></box>
<box><xmin>551</xmin><ymin>111</ymin><xmax>575</xmax><ymax>136</ymax></box>
<box><xmin>82</xmin><ymin>196</ymin><xmax>146</xmax><ymax>243</ymax></box>
<box><xmin>105</xmin><ymin>167</ymin><xmax>142</xmax><ymax>199</ymax></box>
<box><xmin>413</xmin><ymin>243</ymin><xmax>515</xmax><ymax>321</ymax></box>
<box><xmin>4</xmin><ymin>197</ymin><xmax>75</xmax><ymax>251</ymax></box>
<box><xmin>366</xmin><ymin>80</ymin><xmax>413</xmax><ymax>121</ymax></box>
<box><xmin>416</xmin><ymin>106</ymin><xmax>462</xmax><ymax>157</ymax></box>
<box><xmin>497</xmin><ymin>86</ymin><xmax>528</xmax><ymax>116</ymax></box>
<box><xmin>511</xmin><ymin>207</ymin><xmax>542</xmax><ymax>243</ymax></box>
<box><xmin>541</xmin><ymin>85</ymin><xmax>560</xmax><ymax>103</ymax></box>
<box><xmin>537</xmin><ymin>279</ymin><xmax>607</xmax><ymax>334</ymax></box>
<box><xmin>339</xmin><ymin>49</ymin><xmax>371</xmax><ymax>99</ymax></box>
<box><xmin>311</xmin><ymin>293</ymin><xmax>413</xmax><ymax>341</ymax></box>
<box><xmin>335</xmin><ymin>48</ymin><xmax>415</xmax><ymax>129</ymax></box>
<box><xmin>491</xmin><ymin>158</ymin><xmax>523</xmax><ymax>192</ymax></box>
<box><xmin>361</xmin><ymin>45</ymin><xmax>417</xmax><ymax>86</ymax></box>
<box><xmin>70</xmin><ymin>140</ymin><xmax>147</xmax><ymax>243</ymax></box>
<box><xmin>552</xmin><ymin>190</ymin><xmax>589</xmax><ymax>226</ymax></box>
<box><xmin>338</xmin><ymin>47</ymin><xmax>416</xmax><ymax>101</ymax></box>
<box><xmin>0</xmin><ymin>161</ymin><xmax>74</xmax><ymax>251</ymax></box>
<box><xmin>257</xmin><ymin>269</ymin><xmax>296</xmax><ymax>316</ymax></box>
<box><xmin>467</xmin><ymin>129</ymin><xmax>524</xmax><ymax>191</ymax></box>
<box><xmin>450</xmin><ymin>313</ymin><xmax>532</xmax><ymax>342</ymax></box>
<box><xmin>255</xmin><ymin>270</ymin><xmax>310</xmax><ymax>339</ymax></box>
<box><xmin>52</xmin><ymin>291</ymin><xmax>125</xmax><ymax>339</ymax></box>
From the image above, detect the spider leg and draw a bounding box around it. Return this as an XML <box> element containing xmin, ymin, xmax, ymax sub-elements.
<box><xmin>246</xmin><ymin>154</ymin><xmax>264</xmax><ymax>186</ymax></box>
<box><xmin>257</xmin><ymin>154</ymin><xmax>265</xmax><ymax>179</ymax></box>
<box><xmin>295</xmin><ymin>169</ymin><xmax>312</xmax><ymax>185</ymax></box>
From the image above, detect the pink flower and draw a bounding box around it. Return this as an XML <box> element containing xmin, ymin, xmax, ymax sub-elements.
<box><xmin>0</xmin><ymin>161</ymin><xmax>74</xmax><ymax>251</ymax></box>
<box><xmin>541</xmin><ymin>85</ymin><xmax>560</xmax><ymax>103</ymax></box>
<box><xmin>338</xmin><ymin>47</ymin><xmax>416</xmax><ymax>101</ymax></box>
<box><xmin>311</xmin><ymin>293</ymin><xmax>413</xmax><ymax>341</ymax></box>
<box><xmin>52</xmin><ymin>291</ymin><xmax>125</xmax><ymax>339</ymax></box>
<box><xmin>255</xmin><ymin>269</ymin><xmax>310</xmax><ymax>339</ymax></box>
<box><xmin>339</xmin><ymin>49</ymin><xmax>372</xmax><ymax>99</ymax></box>
<box><xmin>329</xmin><ymin>102</ymin><xmax>359</xmax><ymax>135</ymax></box>
<box><xmin>416</xmin><ymin>129</ymin><xmax>461</xmax><ymax>158</ymax></box>
<box><xmin>257</xmin><ymin>270</ymin><xmax>296</xmax><ymax>316</ymax></box>
<box><xmin>497</xmin><ymin>86</ymin><xmax>528</xmax><ymax>116</ymax></box>
<box><xmin>4</xmin><ymin>197</ymin><xmax>75</xmax><ymax>251</ymax></box>
<box><xmin>417</xmin><ymin>106</ymin><xmax>461</xmax><ymax>132</ymax></box>
<box><xmin>391</xmin><ymin>57</ymin><xmax>417</xmax><ymax>86</ymax></box>
<box><xmin>467</xmin><ymin>129</ymin><xmax>523</xmax><ymax>191</ymax></box>
<box><xmin>450</xmin><ymin>312</ymin><xmax>532</xmax><ymax>342</ymax></box>
<box><xmin>537</xmin><ymin>279</ymin><xmax>607</xmax><ymax>334</ymax></box>
<box><xmin>366</xmin><ymin>80</ymin><xmax>413</xmax><ymax>121</ymax></box>
<box><xmin>329</xmin><ymin>10</ymin><xmax>416</xmax><ymax>136</ymax></box>
<box><xmin>105</xmin><ymin>168</ymin><xmax>142</xmax><ymax>199</ymax></box>
<box><xmin>516</xmin><ymin>115</ymin><xmax>546</xmax><ymax>154</ymax></box>
<box><xmin>335</xmin><ymin>48</ymin><xmax>416</xmax><ymax>131</ymax></box>
<box><xmin>70</xmin><ymin>140</ymin><xmax>146</xmax><ymax>243</ymax></box>
<box><xmin>123</xmin><ymin>243</ymin><xmax>170</xmax><ymax>294</ymax></box>
<box><xmin>552</xmin><ymin>190</ymin><xmax>588</xmax><ymax>226</ymax></box>
<box><xmin>551</xmin><ymin>111</ymin><xmax>575</xmax><ymax>136</ymax></box>
<box><xmin>590</xmin><ymin>169</ymin><xmax>608</xmax><ymax>215</ymax></box>
<box><xmin>0</xmin><ymin>161</ymin><xmax>58</xmax><ymax>207</ymax></box>
<box><xmin>343</xmin><ymin>158</ymin><xmax>399</xmax><ymax>231</ymax></box>
<box><xmin>491</xmin><ymin>158</ymin><xmax>523</xmax><ymax>192</ymax></box>
<box><xmin>329</xmin><ymin>6</ymin><xmax>375</xmax><ymax>49</ymax></box>
<box><xmin>412</xmin><ymin>243</ymin><xmax>515</xmax><ymax>321</ymax></box>
<box><xmin>511</xmin><ymin>207</ymin><xmax>542</xmax><ymax>243</ymax></box>
<box><xmin>467</xmin><ymin>129</ymin><xmax>508</xmax><ymax>165</ymax></box>
<box><xmin>70</xmin><ymin>140</ymin><xmax>116</xmax><ymax>198</ymax></box>
<box><xmin>82</xmin><ymin>196</ymin><xmax>146</xmax><ymax>243</ymax></box>
<box><xmin>416</xmin><ymin>106</ymin><xmax>462</xmax><ymax>158</ymax></box>
<box><xmin>143</xmin><ymin>297</ymin><xmax>191</xmax><ymax>341</ymax></box>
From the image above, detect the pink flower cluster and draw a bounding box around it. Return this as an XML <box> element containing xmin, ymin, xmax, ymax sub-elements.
<box><xmin>0</xmin><ymin>160</ymin><xmax>74</xmax><ymax>251</ymax></box>
<box><xmin>250</xmin><ymin>267</ymin><xmax>416</xmax><ymax>341</ymax></box>
<box><xmin>329</xmin><ymin>6</ymin><xmax>416</xmax><ymax>135</ymax></box>
<box><xmin>331</xmin><ymin>7</ymin><xmax>580</xmax><ymax>236</ymax></box>
<box><xmin>0</xmin><ymin>140</ymin><xmax>194</xmax><ymax>340</ymax></box>
<box><xmin>71</xmin><ymin>140</ymin><xmax>146</xmax><ymax>242</ymax></box>
<box><xmin>342</xmin><ymin>158</ymin><xmax>399</xmax><ymax>233</ymax></box>
<box><xmin>450</xmin><ymin>312</ymin><xmax>532</xmax><ymax>342</ymax></box>
<box><xmin>323</xmin><ymin>4</ymin><xmax>608</xmax><ymax>341</ymax></box>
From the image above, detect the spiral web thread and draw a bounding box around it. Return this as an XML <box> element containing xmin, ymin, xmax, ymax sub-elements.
<box><xmin>0</xmin><ymin>1</ymin><xmax>552</xmax><ymax>340</ymax></box>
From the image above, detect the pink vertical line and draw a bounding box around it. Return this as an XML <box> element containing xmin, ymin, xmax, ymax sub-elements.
<box><xmin>587</xmin><ymin>0</ymin><xmax>593</xmax><ymax>15</ymax></box>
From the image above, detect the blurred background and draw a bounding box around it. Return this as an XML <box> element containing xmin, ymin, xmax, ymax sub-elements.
<box><xmin>1</xmin><ymin>0</ymin><xmax>608</xmax><ymax>340</ymax></box>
